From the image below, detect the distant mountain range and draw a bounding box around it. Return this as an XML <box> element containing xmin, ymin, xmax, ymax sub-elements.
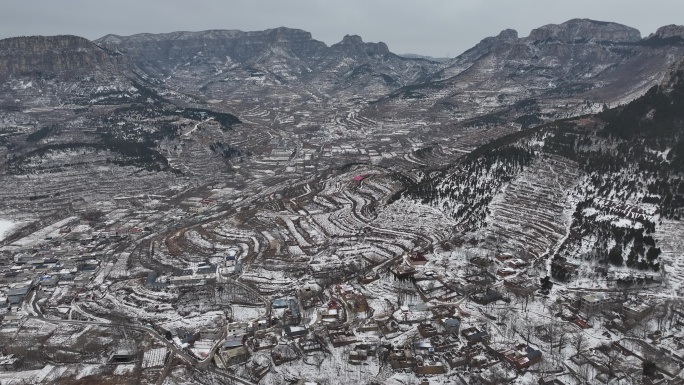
<box><xmin>398</xmin><ymin>54</ymin><xmax>450</xmax><ymax>62</ymax></box>
<box><xmin>378</xmin><ymin>20</ymin><xmax>684</xmax><ymax>124</ymax></box>
<box><xmin>1</xmin><ymin>19</ymin><xmax>682</xmax><ymax>124</ymax></box>
<box><xmin>93</xmin><ymin>28</ymin><xmax>439</xmax><ymax>102</ymax></box>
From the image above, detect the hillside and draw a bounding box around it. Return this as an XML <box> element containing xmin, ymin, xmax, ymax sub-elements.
<box><xmin>400</xmin><ymin>57</ymin><xmax>684</xmax><ymax>291</ymax></box>
<box><xmin>374</xmin><ymin>20</ymin><xmax>684</xmax><ymax>126</ymax></box>
<box><xmin>95</xmin><ymin>28</ymin><xmax>439</xmax><ymax>101</ymax></box>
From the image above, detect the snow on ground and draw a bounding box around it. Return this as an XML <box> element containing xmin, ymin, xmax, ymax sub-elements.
<box><xmin>231</xmin><ymin>304</ymin><xmax>265</xmax><ymax>322</ymax></box>
<box><xmin>479</xmin><ymin>155</ymin><xmax>579</xmax><ymax>258</ymax></box>
<box><xmin>159</xmin><ymin>311</ymin><xmax>224</xmax><ymax>332</ymax></box>
<box><xmin>142</xmin><ymin>347</ymin><xmax>168</xmax><ymax>368</ymax></box>
<box><xmin>265</xmin><ymin>339</ymin><xmax>382</xmax><ymax>385</ymax></box>
<box><xmin>656</xmin><ymin>219</ymin><xmax>684</xmax><ymax>294</ymax></box>
<box><xmin>0</xmin><ymin>219</ymin><xmax>17</xmax><ymax>241</ymax></box>
<box><xmin>9</xmin><ymin>216</ymin><xmax>77</xmax><ymax>247</ymax></box>
<box><xmin>74</xmin><ymin>364</ymin><xmax>102</xmax><ymax>379</ymax></box>
<box><xmin>113</xmin><ymin>364</ymin><xmax>136</xmax><ymax>375</ymax></box>
<box><xmin>0</xmin><ymin>364</ymin><xmax>55</xmax><ymax>384</ymax></box>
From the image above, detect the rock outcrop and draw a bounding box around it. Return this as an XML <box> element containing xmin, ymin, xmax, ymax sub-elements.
<box><xmin>527</xmin><ymin>18</ymin><xmax>641</xmax><ymax>43</ymax></box>
<box><xmin>95</xmin><ymin>27</ymin><xmax>437</xmax><ymax>99</ymax></box>
<box><xmin>645</xmin><ymin>24</ymin><xmax>684</xmax><ymax>44</ymax></box>
<box><xmin>97</xmin><ymin>27</ymin><xmax>328</xmax><ymax>68</ymax></box>
<box><xmin>330</xmin><ymin>35</ymin><xmax>390</xmax><ymax>56</ymax></box>
<box><xmin>0</xmin><ymin>35</ymin><xmax>121</xmax><ymax>79</ymax></box>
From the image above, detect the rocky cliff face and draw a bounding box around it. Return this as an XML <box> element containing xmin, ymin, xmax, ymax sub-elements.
<box><xmin>96</xmin><ymin>27</ymin><xmax>438</xmax><ymax>100</ymax></box>
<box><xmin>0</xmin><ymin>35</ymin><xmax>143</xmax><ymax>108</ymax></box>
<box><xmin>97</xmin><ymin>27</ymin><xmax>328</xmax><ymax>71</ymax></box>
<box><xmin>435</xmin><ymin>28</ymin><xmax>520</xmax><ymax>80</ymax></box>
<box><xmin>644</xmin><ymin>25</ymin><xmax>684</xmax><ymax>44</ymax></box>
<box><xmin>527</xmin><ymin>18</ymin><xmax>641</xmax><ymax>43</ymax></box>
<box><xmin>0</xmin><ymin>35</ymin><xmax>122</xmax><ymax>79</ymax></box>
<box><xmin>330</xmin><ymin>35</ymin><xmax>390</xmax><ymax>56</ymax></box>
<box><xmin>1</xmin><ymin>19</ymin><xmax>682</xmax><ymax>120</ymax></box>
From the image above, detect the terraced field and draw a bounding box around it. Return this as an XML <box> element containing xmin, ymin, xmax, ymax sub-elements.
<box><xmin>0</xmin><ymin>164</ymin><xmax>179</xmax><ymax>220</ymax></box>
<box><xmin>481</xmin><ymin>154</ymin><xmax>580</xmax><ymax>258</ymax></box>
<box><xmin>139</xmin><ymin>165</ymin><xmax>457</xmax><ymax>297</ymax></box>
<box><xmin>656</xmin><ymin>219</ymin><xmax>684</xmax><ymax>295</ymax></box>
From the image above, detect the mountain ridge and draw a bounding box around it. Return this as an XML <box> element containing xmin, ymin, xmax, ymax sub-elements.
<box><xmin>0</xmin><ymin>19</ymin><xmax>682</xmax><ymax>117</ymax></box>
<box><xmin>374</xmin><ymin>19</ymin><xmax>684</xmax><ymax>126</ymax></box>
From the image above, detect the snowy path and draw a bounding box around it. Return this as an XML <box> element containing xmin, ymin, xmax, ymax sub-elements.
<box><xmin>183</xmin><ymin>118</ymin><xmax>212</xmax><ymax>137</ymax></box>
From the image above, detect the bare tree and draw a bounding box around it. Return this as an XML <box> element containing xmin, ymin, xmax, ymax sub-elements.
<box><xmin>483</xmin><ymin>363</ymin><xmax>512</xmax><ymax>385</ymax></box>
<box><xmin>667</xmin><ymin>298</ymin><xmax>683</xmax><ymax>329</ymax></box>
<box><xmin>572</xmin><ymin>332</ymin><xmax>587</xmax><ymax>355</ymax></box>
<box><xmin>548</xmin><ymin>298</ymin><xmax>564</xmax><ymax>317</ymax></box>
<box><xmin>556</xmin><ymin>323</ymin><xmax>568</xmax><ymax>358</ymax></box>
<box><xmin>652</xmin><ymin>302</ymin><xmax>668</xmax><ymax>332</ymax></box>
<box><xmin>577</xmin><ymin>361</ymin><xmax>591</xmax><ymax>384</ymax></box>
<box><xmin>600</xmin><ymin>343</ymin><xmax>621</xmax><ymax>378</ymax></box>
<box><xmin>544</xmin><ymin>321</ymin><xmax>557</xmax><ymax>352</ymax></box>
<box><xmin>521</xmin><ymin>317</ymin><xmax>536</xmax><ymax>343</ymax></box>
<box><xmin>494</xmin><ymin>306</ymin><xmax>511</xmax><ymax>325</ymax></box>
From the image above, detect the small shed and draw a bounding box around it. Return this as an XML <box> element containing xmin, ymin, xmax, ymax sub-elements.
<box><xmin>283</xmin><ymin>325</ymin><xmax>308</xmax><ymax>339</ymax></box>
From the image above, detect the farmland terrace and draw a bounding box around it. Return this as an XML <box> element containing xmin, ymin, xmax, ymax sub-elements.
<box><xmin>2</xmin><ymin>24</ymin><xmax>684</xmax><ymax>383</ymax></box>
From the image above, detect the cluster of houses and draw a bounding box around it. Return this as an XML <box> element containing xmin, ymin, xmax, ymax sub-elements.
<box><xmin>495</xmin><ymin>252</ymin><xmax>529</xmax><ymax>278</ymax></box>
<box><xmin>145</xmin><ymin>262</ymin><xmax>232</xmax><ymax>290</ymax></box>
<box><xmin>3</xmin><ymin>206</ymin><xmax>677</xmax><ymax>384</ymax></box>
<box><xmin>0</xmin><ymin>242</ymin><xmax>105</xmax><ymax>322</ymax></box>
<box><xmin>0</xmin><ymin>206</ymin><xmax>181</xmax><ymax>303</ymax></box>
<box><xmin>576</xmin><ymin>292</ymin><xmax>656</xmax><ymax>331</ymax></box>
<box><xmin>199</xmin><ymin>251</ymin><xmax>557</xmax><ymax>383</ymax></box>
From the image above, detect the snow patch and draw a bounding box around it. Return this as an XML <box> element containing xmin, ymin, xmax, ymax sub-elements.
<box><xmin>0</xmin><ymin>219</ymin><xmax>15</xmax><ymax>241</ymax></box>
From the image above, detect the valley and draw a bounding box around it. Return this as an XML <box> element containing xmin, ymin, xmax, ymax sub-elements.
<box><xmin>0</xmin><ymin>18</ymin><xmax>683</xmax><ymax>385</ymax></box>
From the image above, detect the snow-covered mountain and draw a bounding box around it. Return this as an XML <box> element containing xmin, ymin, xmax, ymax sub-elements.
<box><xmin>0</xmin><ymin>35</ymin><xmax>134</xmax><ymax>107</ymax></box>
<box><xmin>94</xmin><ymin>27</ymin><xmax>439</xmax><ymax>100</ymax></box>
<box><xmin>3</xmin><ymin>20</ymin><xmax>683</xmax><ymax>119</ymax></box>
<box><xmin>377</xmin><ymin>19</ymin><xmax>684</xmax><ymax>124</ymax></box>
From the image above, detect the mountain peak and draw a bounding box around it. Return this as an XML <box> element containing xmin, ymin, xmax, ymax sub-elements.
<box><xmin>341</xmin><ymin>34</ymin><xmax>364</xmax><ymax>45</ymax></box>
<box><xmin>458</xmin><ymin>28</ymin><xmax>519</xmax><ymax>59</ymax></box>
<box><xmin>496</xmin><ymin>29</ymin><xmax>519</xmax><ymax>41</ymax></box>
<box><xmin>650</xmin><ymin>24</ymin><xmax>684</xmax><ymax>41</ymax></box>
<box><xmin>332</xmin><ymin>34</ymin><xmax>389</xmax><ymax>55</ymax></box>
<box><xmin>263</xmin><ymin>26</ymin><xmax>315</xmax><ymax>42</ymax></box>
<box><xmin>528</xmin><ymin>18</ymin><xmax>641</xmax><ymax>43</ymax></box>
<box><xmin>0</xmin><ymin>34</ymin><xmax>96</xmax><ymax>49</ymax></box>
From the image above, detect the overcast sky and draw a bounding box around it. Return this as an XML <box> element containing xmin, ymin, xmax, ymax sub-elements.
<box><xmin>1</xmin><ymin>0</ymin><xmax>682</xmax><ymax>57</ymax></box>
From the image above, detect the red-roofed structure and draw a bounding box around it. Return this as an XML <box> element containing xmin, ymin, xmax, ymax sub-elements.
<box><xmin>573</xmin><ymin>317</ymin><xmax>589</xmax><ymax>329</ymax></box>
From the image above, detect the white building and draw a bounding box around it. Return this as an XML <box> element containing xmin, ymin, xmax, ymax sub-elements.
<box><xmin>580</xmin><ymin>293</ymin><xmax>609</xmax><ymax>315</ymax></box>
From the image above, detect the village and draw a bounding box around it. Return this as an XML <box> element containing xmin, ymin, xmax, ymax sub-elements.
<box><xmin>0</xmin><ymin>33</ymin><xmax>682</xmax><ymax>383</ymax></box>
<box><xmin>0</xmin><ymin>156</ymin><xmax>682</xmax><ymax>385</ymax></box>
